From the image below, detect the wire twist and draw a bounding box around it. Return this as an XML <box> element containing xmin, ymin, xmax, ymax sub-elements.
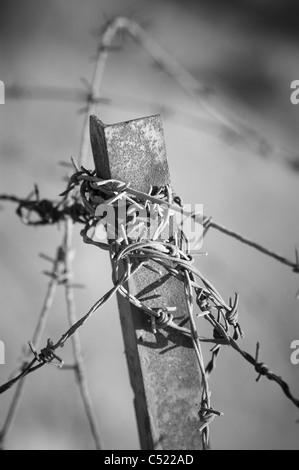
<box><xmin>1</xmin><ymin>167</ymin><xmax>299</xmax><ymax>450</ymax></box>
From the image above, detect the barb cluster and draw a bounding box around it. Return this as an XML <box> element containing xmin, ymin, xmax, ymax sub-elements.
<box><xmin>1</xmin><ymin>166</ymin><xmax>299</xmax><ymax>449</ymax></box>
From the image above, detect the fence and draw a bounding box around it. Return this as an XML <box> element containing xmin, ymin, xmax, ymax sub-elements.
<box><xmin>0</xmin><ymin>17</ymin><xmax>299</xmax><ymax>450</ymax></box>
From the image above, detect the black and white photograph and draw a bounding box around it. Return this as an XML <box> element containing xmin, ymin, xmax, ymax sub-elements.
<box><xmin>0</xmin><ymin>0</ymin><xmax>299</xmax><ymax>452</ymax></box>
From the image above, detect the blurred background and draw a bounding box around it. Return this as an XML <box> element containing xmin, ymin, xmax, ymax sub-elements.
<box><xmin>0</xmin><ymin>0</ymin><xmax>299</xmax><ymax>450</ymax></box>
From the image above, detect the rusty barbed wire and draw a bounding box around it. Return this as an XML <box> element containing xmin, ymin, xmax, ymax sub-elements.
<box><xmin>202</xmin><ymin>215</ymin><xmax>299</xmax><ymax>274</ymax></box>
<box><xmin>1</xmin><ymin>167</ymin><xmax>299</xmax><ymax>451</ymax></box>
<box><xmin>2</xmin><ymin>170</ymin><xmax>299</xmax><ymax>275</ymax></box>
<box><xmin>0</xmin><ymin>190</ymin><xmax>89</xmax><ymax>226</ymax></box>
<box><xmin>1</xmin><ymin>15</ymin><xmax>299</xmax><ymax>451</ymax></box>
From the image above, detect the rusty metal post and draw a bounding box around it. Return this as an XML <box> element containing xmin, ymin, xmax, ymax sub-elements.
<box><xmin>90</xmin><ymin>114</ymin><xmax>202</xmax><ymax>450</ymax></box>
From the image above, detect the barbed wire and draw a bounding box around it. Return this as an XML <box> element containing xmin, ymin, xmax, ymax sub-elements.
<box><xmin>201</xmin><ymin>216</ymin><xmax>299</xmax><ymax>274</ymax></box>
<box><xmin>1</xmin><ymin>167</ymin><xmax>299</xmax><ymax>450</ymax></box>
<box><xmin>1</xmin><ymin>15</ymin><xmax>299</xmax><ymax>451</ymax></box>
<box><xmin>1</xmin><ymin>172</ymin><xmax>299</xmax><ymax>275</ymax></box>
<box><xmin>6</xmin><ymin>59</ymin><xmax>299</xmax><ymax>172</ymax></box>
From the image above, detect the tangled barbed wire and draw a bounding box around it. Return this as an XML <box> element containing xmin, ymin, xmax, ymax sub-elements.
<box><xmin>1</xmin><ymin>164</ymin><xmax>299</xmax><ymax>449</ymax></box>
<box><xmin>1</xmin><ymin>15</ymin><xmax>299</xmax><ymax>451</ymax></box>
